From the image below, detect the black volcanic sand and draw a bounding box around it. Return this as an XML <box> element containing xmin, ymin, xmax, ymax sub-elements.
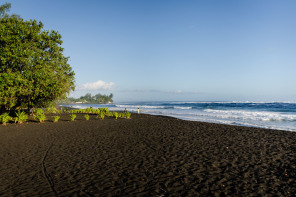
<box><xmin>1</xmin><ymin>113</ymin><xmax>296</xmax><ymax>196</ymax></box>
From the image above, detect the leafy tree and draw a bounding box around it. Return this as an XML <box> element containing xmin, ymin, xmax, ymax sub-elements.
<box><xmin>58</xmin><ymin>93</ymin><xmax>113</xmax><ymax>104</ymax></box>
<box><xmin>0</xmin><ymin>3</ymin><xmax>19</xmax><ymax>19</ymax></box>
<box><xmin>0</xmin><ymin>2</ymin><xmax>11</xmax><ymax>18</ymax></box>
<box><xmin>0</xmin><ymin>4</ymin><xmax>75</xmax><ymax>112</ymax></box>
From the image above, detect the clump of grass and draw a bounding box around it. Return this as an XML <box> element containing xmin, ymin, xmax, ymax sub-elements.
<box><xmin>126</xmin><ymin>112</ymin><xmax>131</xmax><ymax>119</ymax></box>
<box><xmin>106</xmin><ymin>111</ymin><xmax>113</xmax><ymax>117</ymax></box>
<box><xmin>45</xmin><ymin>106</ymin><xmax>58</xmax><ymax>114</ymax></box>
<box><xmin>0</xmin><ymin>113</ymin><xmax>12</xmax><ymax>125</ymax></box>
<box><xmin>100</xmin><ymin>107</ymin><xmax>109</xmax><ymax>114</ymax></box>
<box><xmin>99</xmin><ymin>113</ymin><xmax>105</xmax><ymax>120</ymax></box>
<box><xmin>33</xmin><ymin>108</ymin><xmax>44</xmax><ymax>116</ymax></box>
<box><xmin>70</xmin><ymin>114</ymin><xmax>76</xmax><ymax>121</ymax></box>
<box><xmin>84</xmin><ymin>114</ymin><xmax>90</xmax><ymax>120</ymax></box>
<box><xmin>97</xmin><ymin>112</ymin><xmax>105</xmax><ymax>120</ymax></box>
<box><xmin>33</xmin><ymin>108</ymin><xmax>46</xmax><ymax>122</ymax></box>
<box><xmin>56</xmin><ymin>109</ymin><xmax>62</xmax><ymax>114</ymax></box>
<box><xmin>35</xmin><ymin>113</ymin><xmax>46</xmax><ymax>122</ymax></box>
<box><xmin>113</xmin><ymin>112</ymin><xmax>119</xmax><ymax>119</ymax></box>
<box><xmin>53</xmin><ymin>116</ymin><xmax>60</xmax><ymax>122</ymax></box>
<box><xmin>14</xmin><ymin>111</ymin><xmax>28</xmax><ymax>124</ymax></box>
<box><xmin>118</xmin><ymin>113</ymin><xmax>124</xmax><ymax>118</ymax></box>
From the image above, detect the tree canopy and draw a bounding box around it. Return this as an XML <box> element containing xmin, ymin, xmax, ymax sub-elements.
<box><xmin>0</xmin><ymin>3</ymin><xmax>75</xmax><ymax>112</ymax></box>
<box><xmin>58</xmin><ymin>93</ymin><xmax>114</xmax><ymax>104</ymax></box>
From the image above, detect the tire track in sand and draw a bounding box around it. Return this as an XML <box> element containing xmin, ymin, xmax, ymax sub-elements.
<box><xmin>42</xmin><ymin>140</ymin><xmax>58</xmax><ymax>197</ymax></box>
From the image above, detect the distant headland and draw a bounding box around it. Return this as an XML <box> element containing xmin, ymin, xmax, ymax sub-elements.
<box><xmin>58</xmin><ymin>93</ymin><xmax>113</xmax><ymax>104</ymax></box>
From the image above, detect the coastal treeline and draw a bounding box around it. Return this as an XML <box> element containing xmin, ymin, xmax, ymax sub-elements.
<box><xmin>58</xmin><ymin>93</ymin><xmax>114</xmax><ymax>104</ymax></box>
<box><xmin>0</xmin><ymin>3</ymin><xmax>75</xmax><ymax>113</ymax></box>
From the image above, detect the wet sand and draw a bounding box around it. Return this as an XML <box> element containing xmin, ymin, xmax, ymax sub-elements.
<box><xmin>1</xmin><ymin>113</ymin><xmax>296</xmax><ymax>196</ymax></box>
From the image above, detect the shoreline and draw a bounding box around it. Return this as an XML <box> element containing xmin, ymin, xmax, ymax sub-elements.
<box><xmin>2</xmin><ymin>110</ymin><xmax>295</xmax><ymax>133</ymax></box>
<box><xmin>1</xmin><ymin>113</ymin><xmax>296</xmax><ymax>196</ymax></box>
<box><xmin>60</xmin><ymin>102</ymin><xmax>296</xmax><ymax>132</ymax></box>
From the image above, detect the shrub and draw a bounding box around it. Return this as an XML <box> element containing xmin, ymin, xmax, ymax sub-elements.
<box><xmin>126</xmin><ymin>112</ymin><xmax>131</xmax><ymax>119</ymax></box>
<box><xmin>14</xmin><ymin>111</ymin><xmax>28</xmax><ymax>124</ymax></box>
<box><xmin>0</xmin><ymin>113</ymin><xmax>12</xmax><ymax>125</ymax></box>
<box><xmin>95</xmin><ymin>109</ymin><xmax>100</xmax><ymax>114</ymax></box>
<box><xmin>99</xmin><ymin>113</ymin><xmax>105</xmax><ymax>120</ymax></box>
<box><xmin>56</xmin><ymin>109</ymin><xmax>62</xmax><ymax>114</ymax></box>
<box><xmin>106</xmin><ymin>111</ymin><xmax>112</xmax><ymax>117</ymax></box>
<box><xmin>33</xmin><ymin>108</ymin><xmax>46</xmax><ymax>122</ymax></box>
<box><xmin>70</xmin><ymin>114</ymin><xmax>76</xmax><ymax>121</ymax></box>
<box><xmin>97</xmin><ymin>112</ymin><xmax>105</xmax><ymax>120</ymax></box>
<box><xmin>33</xmin><ymin>108</ymin><xmax>44</xmax><ymax>117</ymax></box>
<box><xmin>35</xmin><ymin>113</ymin><xmax>46</xmax><ymax>122</ymax></box>
<box><xmin>84</xmin><ymin>114</ymin><xmax>90</xmax><ymax>120</ymax></box>
<box><xmin>100</xmin><ymin>107</ymin><xmax>109</xmax><ymax>114</ymax></box>
<box><xmin>45</xmin><ymin>106</ymin><xmax>58</xmax><ymax>114</ymax></box>
<box><xmin>53</xmin><ymin>116</ymin><xmax>60</xmax><ymax>122</ymax></box>
<box><xmin>85</xmin><ymin>107</ymin><xmax>96</xmax><ymax>114</ymax></box>
<box><xmin>113</xmin><ymin>112</ymin><xmax>119</xmax><ymax>119</ymax></box>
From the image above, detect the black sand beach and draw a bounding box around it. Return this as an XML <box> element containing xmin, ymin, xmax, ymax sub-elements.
<box><xmin>1</xmin><ymin>113</ymin><xmax>296</xmax><ymax>196</ymax></box>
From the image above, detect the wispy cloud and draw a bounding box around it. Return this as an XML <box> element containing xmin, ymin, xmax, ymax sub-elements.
<box><xmin>78</xmin><ymin>80</ymin><xmax>115</xmax><ymax>91</ymax></box>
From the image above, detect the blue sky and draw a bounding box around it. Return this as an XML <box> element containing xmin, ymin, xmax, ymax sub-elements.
<box><xmin>7</xmin><ymin>0</ymin><xmax>296</xmax><ymax>102</ymax></box>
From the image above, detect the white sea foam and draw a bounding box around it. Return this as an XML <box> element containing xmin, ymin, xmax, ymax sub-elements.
<box><xmin>115</xmin><ymin>104</ymin><xmax>166</xmax><ymax>109</ymax></box>
<box><xmin>204</xmin><ymin>109</ymin><xmax>296</xmax><ymax>122</ymax></box>
<box><xmin>60</xmin><ymin>102</ymin><xmax>296</xmax><ymax>131</ymax></box>
<box><xmin>173</xmin><ymin>106</ymin><xmax>192</xmax><ymax>110</ymax></box>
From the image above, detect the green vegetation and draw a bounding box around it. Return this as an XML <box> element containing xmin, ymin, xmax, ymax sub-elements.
<box><xmin>14</xmin><ymin>111</ymin><xmax>28</xmax><ymax>124</ymax></box>
<box><xmin>0</xmin><ymin>4</ymin><xmax>133</xmax><ymax>126</ymax></box>
<box><xmin>58</xmin><ymin>93</ymin><xmax>113</xmax><ymax>104</ymax></box>
<box><xmin>126</xmin><ymin>112</ymin><xmax>131</xmax><ymax>119</ymax></box>
<box><xmin>0</xmin><ymin>113</ymin><xmax>12</xmax><ymax>125</ymax></box>
<box><xmin>0</xmin><ymin>106</ymin><xmax>132</xmax><ymax>126</ymax></box>
<box><xmin>70</xmin><ymin>114</ymin><xmax>76</xmax><ymax>121</ymax></box>
<box><xmin>0</xmin><ymin>3</ymin><xmax>75</xmax><ymax>113</ymax></box>
<box><xmin>33</xmin><ymin>109</ymin><xmax>46</xmax><ymax>122</ymax></box>
<box><xmin>113</xmin><ymin>112</ymin><xmax>119</xmax><ymax>119</ymax></box>
<box><xmin>45</xmin><ymin>106</ymin><xmax>59</xmax><ymax>114</ymax></box>
<box><xmin>53</xmin><ymin>116</ymin><xmax>60</xmax><ymax>122</ymax></box>
<box><xmin>84</xmin><ymin>114</ymin><xmax>90</xmax><ymax>120</ymax></box>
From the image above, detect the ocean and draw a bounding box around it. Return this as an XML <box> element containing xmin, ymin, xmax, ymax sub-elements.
<box><xmin>60</xmin><ymin>101</ymin><xmax>296</xmax><ymax>132</ymax></box>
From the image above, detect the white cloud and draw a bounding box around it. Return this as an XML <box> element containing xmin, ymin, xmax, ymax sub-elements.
<box><xmin>78</xmin><ymin>80</ymin><xmax>115</xmax><ymax>90</ymax></box>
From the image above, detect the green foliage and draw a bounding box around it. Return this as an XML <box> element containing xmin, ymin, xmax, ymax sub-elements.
<box><xmin>35</xmin><ymin>113</ymin><xmax>46</xmax><ymax>122</ymax></box>
<box><xmin>100</xmin><ymin>107</ymin><xmax>109</xmax><ymax>114</ymax></box>
<box><xmin>98</xmin><ymin>113</ymin><xmax>105</xmax><ymax>120</ymax></box>
<box><xmin>106</xmin><ymin>111</ymin><xmax>113</xmax><ymax>117</ymax></box>
<box><xmin>0</xmin><ymin>3</ymin><xmax>11</xmax><ymax>18</ymax></box>
<box><xmin>33</xmin><ymin>108</ymin><xmax>44</xmax><ymax>116</ymax></box>
<box><xmin>56</xmin><ymin>109</ymin><xmax>62</xmax><ymax>114</ymax></box>
<box><xmin>113</xmin><ymin>112</ymin><xmax>119</xmax><ymax>119</ymax></box>
<box><xmin>84</xmin><ymin>114</ymin><xmax>89</xmax><ymax>120</ymax></box>
<box><xmin>33</xmin><ymin>108</ymin><xmax>46</xmax><ymax>122</ymax></box>
<box><xmin>126</xmin><ymin>112</ymin><xmax>131</xmax><ymax>119</ymax></box>
<box><xmin>53</xmin><ymin>116</ymin><xmax>60</xmax><ymax>122</ymax></box>
<box><xmin>14</xmin><ymin>111</ymin><xmax>28</xmax><ymax>124</ymax></box>
<box><xmin>0</xmin><ymin>7</ymin><xmax>75</xmax><ymax>111</ymax></box>
<box><xmin>70</xmin><ymin>114</ymin><xmax>76</xmax><ymax>121</ymax></box>
<box><xmin>45</xmin><ymin>106</ymin><xmax>58</xmax><ymax>114</ymax></box>
<box><xmin>58</xmin><ymin>93</ymin><xmax>113</xmax><ymax>104</ymax></box>
<box><xmin>0</xmin><ymin>112</ymin><xmax>12</xmax><ymax>125</ymax></box>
